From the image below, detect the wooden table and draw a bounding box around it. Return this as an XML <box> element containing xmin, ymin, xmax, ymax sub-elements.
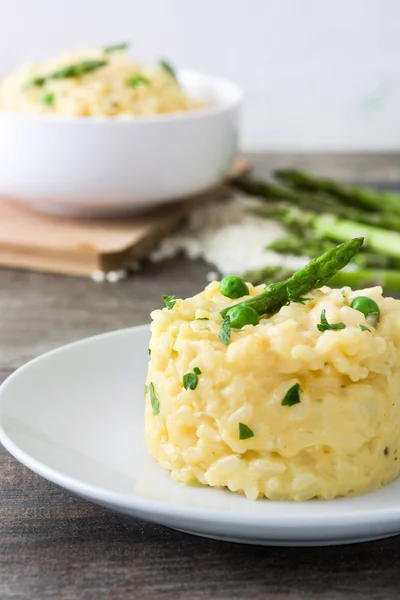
<box><xmin>1</xmin><ymin>153</ymin><xmax>400</xmax><ymax>599</ymax></box>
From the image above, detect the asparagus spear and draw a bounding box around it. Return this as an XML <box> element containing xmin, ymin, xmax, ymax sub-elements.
<box><xmin>254</xmin><ymin>203</ymin><xmax>400</xmax><ymax>259</ymax></box>
<box><xmin>329</xmin><ymin>269</ymin><xmax>400</xmax><ymax>289</ymax></box>
<box><xmin>238</xmin><ymin>177</ymin><xmax>400</xmax><ymax>231</ymax></box>
<box><xmin>275</xmin><ymin>169</ymin><xmax>400</xmax><ymax>216</ymax></box>
<box><xmin>235</xmin><ymin>177</ymin><xmax>339</xmax><ymax>213</ymax></box>
<box><xmin>309</xmin><ymin>213</ymin><xmax>400</xmax><ymax>258</ymax></box>
<box><xmin>29</xmin><ymin>60</ymin><xmax>108</xmax><ymax>87</ymax></box>
<box><xmin>221</xmin><ymin>237</ymin><xmax>364</xmax><ymax>318</ymax></box>
<box><xmin>268</xmin><ymin>235</ymin><xmax>336</xmax><ymax>257</ymax></box>
<box><xmin>243</xmin><ymin>264</ymin><xmax>400</xmax><ymax>292</ymax></box>
<box><xmin>267</xmin><ymin>234</ymin><xmax>395</xmax><ymax>269</ymax></box>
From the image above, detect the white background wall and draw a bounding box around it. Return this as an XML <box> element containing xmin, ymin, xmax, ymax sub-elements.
<box><xmin>1</xmin><ymin>0</ymin><xmax>399</xmax><ymax>150</ymax></box>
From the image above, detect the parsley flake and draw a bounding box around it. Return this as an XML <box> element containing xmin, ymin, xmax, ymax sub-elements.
<box><xmin>218</xmin><ymin>315</ymin><xmax>231</xmax><ymax>345</ymax></box>
<box><xmin>183</xmin><ymin>372</ymin><xmax>198</xmax><ymax>390</ymax></box>
<box><xmin>162</xmin><ymin>295</ymin><xmax>176</xmax><ymax>310</ymax></box>
<box><xmin>359</xmin><ymin>324</ymin><xmax>370</xmax><ymax>332</ymax></box>
<box><xmin>281</xmin><ymin>383</ymin><xmax>301</xmax><ymax>407</ymax></box>
<box><xmin>128</xmin><ymin>74</ymin><xmax>150</xmax><ymax>87</ymax></box>
<box><xmin>160</xmin><ymin>60</ymin><xmax>176</xmax><ymax>78</ymax></box>
<box><xmin>193</xmin><ymin>367</ymin><xmax>201</xmax><ymax>375</ymax></box>
<box><xmin>317</xmin><ymin>309</ymin><xmax>346</xmax><ymax>332</ymax></box>
<box><xmin>239</xmin><ymin>423</ymin><xmax>254</xmax><ymax>440</ymax></box>
<box><xmin>104</xmin><ymin>43</ymin><xmax>128</xmax><ymax>53</ymax></box>
<box><xmin>149</xmin><ymin>382</ymin><xmax>160</xmax><ymax>415</ymax></box>
<box><xmin>288</xmin><ymin>290</ymin><xmax>310</xmax><ymax>305</ymax></box>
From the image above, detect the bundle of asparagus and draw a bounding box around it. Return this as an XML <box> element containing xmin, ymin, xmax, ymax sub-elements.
<box><xmin>234</xmin><ymin>169</ymin><xmax>400</xmax><ymax>291</ymax></box>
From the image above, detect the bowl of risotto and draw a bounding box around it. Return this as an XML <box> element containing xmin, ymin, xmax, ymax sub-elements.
<box><xmin>0</xmin><ymin>44</ymin><xmax>242</xmax><ymax>216</ymax></box>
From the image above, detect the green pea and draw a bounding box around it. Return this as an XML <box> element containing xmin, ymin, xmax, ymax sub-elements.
<box><xmin>227</xmin><ymin>305</ymin><xmax>259</xmax><ymax>328</ymax></box>
<box><xmin>41</xmin><ymin>92</ymin><xmax>55</xmax><ymax>106</ymax></box>
<box><xmin>220</xmin><ymin>276</ymin><xmax>249</xmax><ymax>299</ymax></box>
<box><xmin>350</xmin><ymin>296</ymin><xmax>380</xmax><ymax>320</ymax></box>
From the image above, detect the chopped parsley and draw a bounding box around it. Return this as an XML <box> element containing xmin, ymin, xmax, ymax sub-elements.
<box><xmin>288</xmin><ymin>292</ymin><xmax>310</xmax><ymax>305</ymax></box>
<box><xmin>183</xmin><ymin>372</ymin><xmax>198</xmax><ymax>390</ymax></box>
<box><xmin>239</xmin><ymin>423</ymin><xmax>254</xmax><ymax>440</ymax></box>
<box><xmin>193</xmin><ymin>367</ymin><xmax>201</xmax><ymax>375</ymax></box>
<box><xmin>317</xmin><ymin>309</ymin><xmax>346</xmax><ymax>332</ymax></box>
<box><xmin>160</xmin><ymin>60</ymin><xmax>176</xmax><ymax>78</ymax></box>
<box><xmin>218</xmin><ymin>315</ymin><xmax>231</xmax><ymax>346</ymax></box>
<box><xmin>42</xmin><ymin>92</ymin><xmax>55</xmax><ymax>106</ymax></box>
<box><xmin>281</xmin><ymin>383</ymin><xmax>301</xmax><ymax>407</ymax></box>
<box><xmin>162</xmin><ymin>295</ymin><xmax>176</xmax><ymax>310</ymax></box>
<box><xmin>127</xmin><ymin>74</ymin><xmax>150</xmax><ymax>87</ymax></box>
<box><xmin>148</xmin><ymin>348</ymin><xmax>151</xmax><ymax>355</ymax></box>
<box><xmin>359</xmin><ymin>324</ymin><xmax>370</xmax><ymax>332</ymax></box>
<box><xmin>149</xmin><ymin>382</ymin><xmax>160</xmax><ymax>415</ymax></box>
<box><xmin>104</xmin><ymin>43</ymin><xmax>128</xmax><ymax>53</ymax></box>
<box><xmin>196</xmin><ymin>317</ymin><xmax>209</xmax><ymax>321</ymax></box>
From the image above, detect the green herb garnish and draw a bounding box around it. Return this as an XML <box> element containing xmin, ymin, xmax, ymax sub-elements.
<box><xmin>163</xmin><ymin>295</ymin><xmax>176</xmax><ymax>310</ymax></box>
<box><xmin>196</xmin><ymin>317</ymin><xmax>209</xmax><ymax>321</ymax></box>
<box><xmin>219</xmin><ymin>315</ymin><xmax>231</xmax><ymax>345</ymax></box>
<box><xmin>239</xmin><ymin>423</ymin><xmax>254</xmax><ymax>440</ymax></box>
<box><xmin>193</xmin><ymin>367</ymin><xmax>201</xmax><ymax>375</ymax></box>
<box><xmin>27</xmin><ymin>60</ymin><xmax>108</xmax><ymax>87</ymax></box>
<box><xmin>183</xmin><ymin>372</ymin><xmax>198</xmax><ymax>390</ymax></box>
<box><xmin>104</xmin><ymin>43</ymin><xmax>128</xmax><ymax>53</ymax></box>
<box><xmin>359</xmin><ymin>324</ymin><xmax>370</xmax><ymax>332</ymax></box>
<box><xmin>148</xmin><ymin>348</ymin><xmax>151</xmax><ymax>355</ymax></box>
<box><xmin>41</xmin><ymin>92</ymin><xmax>55</xmax><ymax>106</ymax></box>
<box><xmin>149</xmin><ymin>382</ymin><xmax>160</xmax><ymax>415</ymax></box>
<box><xmin>160</xmin><ymin>60</ymin><xmax>176</xmax><ymax>78</ymax></box>
<box><xmin>281</xmin><ymin>383</ymin><xmax>301</xmax><ymax>407</ymax></box>
<box><xmin>127</xmin><ymin>74</ymin><xmax>150</xmax><ymax>87</ymax></box>
<box><xmin>317</xmin><ymin>309</ymin><xmax>346</xmax><ymax>332</ymax></box>
<box><xmin>288</xmin><ymin>294</ymin><xmax>310</xmax><ymax>305</ymax></box>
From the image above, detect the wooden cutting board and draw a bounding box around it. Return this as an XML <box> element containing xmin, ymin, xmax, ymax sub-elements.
<box><xmin>0</xmin><ymin>158</ymin><xmax>248</xmax><ymax>278</ymax></box>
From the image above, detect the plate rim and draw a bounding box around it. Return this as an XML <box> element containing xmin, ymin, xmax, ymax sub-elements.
<box><xmin>1</xmin><ymin>325</ymin><xmax>400</xmax><ymax>532</ymax></box>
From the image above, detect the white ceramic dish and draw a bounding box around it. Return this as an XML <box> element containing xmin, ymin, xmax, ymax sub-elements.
<box><xmin>0</xmin><ymin>71</ymin><xmax>241</xmax><ymax>217</ymax></box>
<box><xmin>1</xmin><ymin>325</ymin><xmax>400</xmax><ymax>547</ymax></box>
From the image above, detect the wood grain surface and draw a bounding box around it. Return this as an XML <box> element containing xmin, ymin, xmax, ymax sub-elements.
<box><xmin>2</xmin><ymin>153</ymin><xmax>400</xmax><ymax>599</ymax></box>
<box><xmin>0</xmin><ymin>157</ymin><xmax>249</xmax><ymax>278</ymax></box>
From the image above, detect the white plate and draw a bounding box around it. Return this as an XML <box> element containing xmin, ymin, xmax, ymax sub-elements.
<box><xmin>1</xmin><ymin>326</ymin><xmax>400</xmax><ymax>547</ymax></box>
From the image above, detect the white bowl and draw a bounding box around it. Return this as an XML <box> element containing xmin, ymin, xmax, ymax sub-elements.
<box><xmin>0</xmin><ymin>70</ymin><xmax>242</xmax><ymax>216</ymax></box>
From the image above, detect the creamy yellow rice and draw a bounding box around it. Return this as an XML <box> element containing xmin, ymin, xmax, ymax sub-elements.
<box><xmin>0</xmin><ymin>47</ymin><xmax>205</xmax><ymax>117</ymax></box>
<box><xmin>145</xmin><ymin>282</ymin><xmax>400</xmax><ymax>501</ymax></box>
